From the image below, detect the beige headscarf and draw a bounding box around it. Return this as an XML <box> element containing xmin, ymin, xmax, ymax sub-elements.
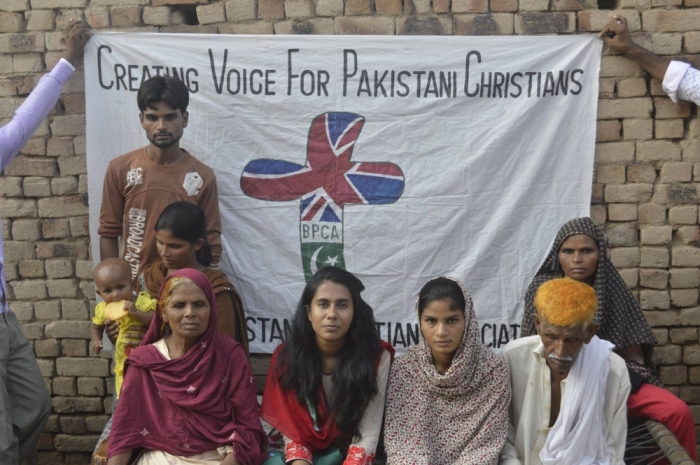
<box><xmin>384</xmin><ymin>277</ymin><xmax>511</xmax><ymax>465</ymax></box>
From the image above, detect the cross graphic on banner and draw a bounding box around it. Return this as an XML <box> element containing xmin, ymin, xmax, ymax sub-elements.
<box><xmin>241</xmin><ymin>112</ymin><xmax>406</xmax><ymax>280</ymax></box>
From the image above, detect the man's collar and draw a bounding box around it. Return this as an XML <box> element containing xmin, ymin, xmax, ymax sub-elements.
<box><xmin>533</xmin><ymin>337</ymin><xmax>546</xmax><ymax>362</ymax></box>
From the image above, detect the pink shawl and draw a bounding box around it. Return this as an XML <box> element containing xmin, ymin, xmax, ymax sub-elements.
<box><xmin>107</xmin><ymin>269</ymin><xmax>267</xmax><ymax>464</ymax></box>
<box><xmin>384</xmin><ymin>277</ymin><xmax>511</xmax><ymax>465</ymax></box>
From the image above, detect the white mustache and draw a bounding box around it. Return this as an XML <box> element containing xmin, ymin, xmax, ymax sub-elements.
<box><xmin>548</xmin><ymin>354</ymin><xmax>574</xmax><ymax>362</ymax></box>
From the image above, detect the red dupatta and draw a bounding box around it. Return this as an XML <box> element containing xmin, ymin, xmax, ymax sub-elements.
<box><xmin>107</xmin><ymin>269</ymin><xmax>267</xmax><ymax>465</ymax></box>
<box><xmin>261</xmin><ymin>340</ymin><xmax>394</xmax><ymax>451</ymax></box>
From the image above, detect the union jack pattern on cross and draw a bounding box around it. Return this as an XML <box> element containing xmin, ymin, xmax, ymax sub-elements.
<box><xmin>241</xmin><ymin>112</ymin><xmax>405</xmax><ymax>280</ymax></box>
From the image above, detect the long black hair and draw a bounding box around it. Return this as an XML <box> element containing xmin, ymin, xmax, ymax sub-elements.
<box><xmin>276</xmin><ymin>266</ymin><xmax>380</xmax><ymax>438</ymax></box>
<box><xmin>417</xmin><ymin>277</ymin><xmax>466</xmax><ymax>318</ymax></box>
<box><xmin>155</xmin><ymin>201</ymin><xmax>212</xmax><ymax>267</ymax></box>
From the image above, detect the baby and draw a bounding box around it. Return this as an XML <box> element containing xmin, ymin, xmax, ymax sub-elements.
<box><xmin>90</xmin><ymin>257</ymin><xmax>156</xmax><ymax>398</ymax></box>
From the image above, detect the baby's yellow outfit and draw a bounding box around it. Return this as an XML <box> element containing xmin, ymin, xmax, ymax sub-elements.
<box><xmin>92</xmin><ymin>292</ymin><xmax>156</xmax><ymax>397</ymax></box>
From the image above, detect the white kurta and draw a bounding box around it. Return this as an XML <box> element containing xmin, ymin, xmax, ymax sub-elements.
<box><xmin>498</xmin><ymin>336</ymin><xmax>630</xmax><ymax>465</ymax></box>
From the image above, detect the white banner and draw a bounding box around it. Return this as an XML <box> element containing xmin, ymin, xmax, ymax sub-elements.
<box><xmin>85</xmin><ymin>33</ymin><xmax>601</xmax><ymax>354</ymax></box>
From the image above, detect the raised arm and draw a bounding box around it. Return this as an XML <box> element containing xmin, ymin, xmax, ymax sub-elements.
<box><xmin>0</xmin><ymin>20</ymin><xmax>89</xmax><ymax>170</ymax></box>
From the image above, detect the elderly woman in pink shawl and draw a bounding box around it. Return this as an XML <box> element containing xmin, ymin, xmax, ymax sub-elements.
<box><xmin>383</xmin><ymin>277</ymin><xmax>511</xmax><ymax>465</ymax></box>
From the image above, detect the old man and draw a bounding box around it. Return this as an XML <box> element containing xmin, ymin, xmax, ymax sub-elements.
<box><xmin>500</xmin><ymin>277</ymin><xmax>630</xmax><ymax>465</ymax></box>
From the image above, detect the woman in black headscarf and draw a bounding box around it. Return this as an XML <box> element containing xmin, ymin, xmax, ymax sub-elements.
<box><xmin>521</xmin><ymin>217</ymin><xmax>696</xmax><ymax>461</ymax></box>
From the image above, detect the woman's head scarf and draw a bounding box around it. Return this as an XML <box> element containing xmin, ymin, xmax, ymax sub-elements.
<box><xmin>384</xmin><ymin>277</ymin><xmax>511</xmax><ymax>465</ymax></box>
<box><xmin>520</xmin><ymin>217</ymin><xmax>659</xmax><ymax>385</ymax></box>
<box><xmin>108</xmin><ymin>268</ymin><xmax>267</xmax><ymax>464</ymax></box>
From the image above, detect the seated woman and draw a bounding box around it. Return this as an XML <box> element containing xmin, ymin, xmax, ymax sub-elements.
<box><xmin>383</xmin><ymin>277</ymin><xmax>510</xmax><ymax>465</ymax></box>
<box><xmin>261</xmin><ymin>267</ymin><xmax>393</xmax><ymax>465</ymax></box>
<box><xmin>520</xmin><ymin>217</ymin><xmax>697</xmax><ymax>461</ymax></box>
<box><xmin>138</xmin><ymin>201</ymin><xmax>248</xmax><ymax>353</ymax></box>
<box><xmin>106</xmin><ymin>269</ymin><xmax>267</xmax><ymax>465</ymax></box>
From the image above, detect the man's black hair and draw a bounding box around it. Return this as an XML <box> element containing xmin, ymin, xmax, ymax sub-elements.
<box><xmin>137</xmin><ymin>76</ymin><xmax>189</xmax><ymax>113</ymax></box>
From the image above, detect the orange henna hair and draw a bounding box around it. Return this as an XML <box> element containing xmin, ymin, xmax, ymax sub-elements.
<box><xmin>157</xmin><ymin>276</ymin><xmax>192</xmax><ymax>333</ymax></box>
<box><xmin>534</xmin><ymin>277</ymin><xmax>597</xmax><ymax>328</ymax></box>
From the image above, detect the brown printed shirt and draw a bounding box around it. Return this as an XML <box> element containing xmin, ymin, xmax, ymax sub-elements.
<box><xmin>98</xmin><ymin>147</ymin><xmax>222</xmax><ymax>277</ymax></box>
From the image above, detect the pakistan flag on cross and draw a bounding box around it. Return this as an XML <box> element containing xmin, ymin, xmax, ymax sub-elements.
<box><xmin>241</xmin><ymin>112</ymin><xmax>405</xmax><ymax>281</ymax></box>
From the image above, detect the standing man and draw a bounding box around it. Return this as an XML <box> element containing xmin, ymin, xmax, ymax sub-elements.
<box><xmin>0</xmin><ymin>21</ymin><xmax>90</xmax><ymax>464</ymax></box>
<box><xmin>600</xmin><ymin>15</ymin><xmax>700</xmax><ymax>106</ymax></box>
<box><xmin>499</xmin><ymin>278</ymin><xmax>630</xmax><ymax>465</ymax></box>
<box><xmin>98</xmin><ymin>76</ymin><xmax>222</xmax><ymax>277</ymax></box>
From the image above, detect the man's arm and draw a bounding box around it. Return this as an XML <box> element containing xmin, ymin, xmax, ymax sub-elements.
<box><xmin>100</xmin><ymin>236</ymin><xmax>120</xmax><ymax>260</ymax></box>
<box><xmin>599</xmin><ymin>16</ymin><xmax>669</xmax><ymax>82</ymax></box>
<box><xmin>0</xmin><ymin>21</ymin><xmax>90</xmax><ymax>170</ymax></box>
<box><xmin>199</xmin><ymin>170</ymin><xmax>223</xmax><ymax>267</ymax></box>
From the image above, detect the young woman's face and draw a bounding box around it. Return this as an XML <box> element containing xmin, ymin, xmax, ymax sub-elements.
<box><xmin>558</xmin><ymin>234</ymin><xmax>599</xmax><ymax>285</ymax></box>
<box><xmin>307</xmin><ymin>281</ymin><xmax>355</xmax><ymax>345</ymax></box>
<box><xmin>155</xmin><ymin>229</ymin><xmax>202</xmax><ymax>270</ymax></box>
<box><xmin>420</xmin><ymin>298</ymin><xmax>465</xmax><ymax>357</ymax></box>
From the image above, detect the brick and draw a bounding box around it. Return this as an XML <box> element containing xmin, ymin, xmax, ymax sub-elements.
<box><xmin>38</xmin><ymin>196</ymin><xmax>88</xmax><ymax>219</ymax></box>
<box><xmin>60</xmin><ymin>417</ymin><xmax>86</xmax><ymax>434</ymax></box>
<box><xmin>659</xmin><ymin>365</ymin><xmax>686</xmax><ymax>385</ymax></box>
<box><xmin>691</xmin><ymin>120</ymin><xmax>700</xmax><ymax>140</ymax></box>
<box><xmin>636</xmin><ymin>141</ymin><xmax>681</xmax><ymax>162</ymax></box>
<box><xmin>599</xmin><ymin>78</ymin><xmax>614</xmax><ymax>99</ymax></box>
<box><xmin>335</xmin><ymin>17</ymin><xmax>395</xmax><ymax>34</ymax></box>
<box><xmin>617</xmin><ymin>78</ymin><xmax>647</xmax><ymax>98</ymax></box>
<box><xmin>5</xmin><ymin>157</ymin><xmax>57</xmax><ymax>177</ymax></box>
<box><xmin>196</xmin><ymin>3</ymin><xmax>226</xmax><ymax>23</ymax></box>
<box><xmin>3</xmin><ymin>0</ymin><xmax>30</xmax><ymax>10</ymax></box>
<box><xmin>10</xmin><ymin>302</ymin><xmax>33</xmax><ymax>321</ymax></box>
<box><xmin>604</xmin><ymin>184</ymin><xmax>652</xmax><ymax>203</ymax></box>
<box><xmin>67</xmin><ymin>217</ymin><xmax>88</xmax><ymax>238</ymax></box>
<box><xmin>25</xmin><ymin>10</ymin><xmax>55</xmax><ymax>31</ymax></box>
<box><xmin>651</xmin><ymin>33</ymin><xmax>682</xmax><ymax>54</ymax></box>
<box><xmin>5</xmin><ymin>263</ymin><xmax>19</xmax><ymax>282</ymax></box>
<box><xmin>257</xmin><ymin>0</ymin><xmax>284</xmax><ymax>17</ymax></box>
<box><xmin>675</xmin><ymin>225</ymin><xmax>700</xmax><ymax>244</ymax></box>
<box><xmin>684</xmin><ymin>346</ymin><xmax>700</xmax><ymax>366</ymax></box>
<box><xmin>653</xmin><ymin>344</ymin><xmax>681</xmax><ymax>364</ymax></box>
<box><xmin>454</xmin><ymin>14</ymin><xmax>514</xmax><ymax>35</ymax></box>
<box><xmin>515</xmin><ymin>13</ymin><xmax>575</xmax><ymax>34</ymax></box>
<box><xmin>674</xmin><ymin>195</ymin><xmax>698</xmax><ymax>218</ymax></box>
<box><xmin>642</xmin><ymin>9</ymin><xmax>700</xmax><ymax>32</ymax></box>
<box><xmin>79</xmin><ymin>280</ymin><xmax>96</xmax><ymax>299</ymax></box>
<box><xmin>0</xmin><ymin>11</ymin><xmax>26</xmax><ymax>33</ymax></box>
<box><xmin>23</xmin><ymin>177</ymin><xmax>51</xmax><ymax>197</ymax></box>
<box><xmin>42</xmin><ymin>219</ymin><xmax>71</xmax><ymax>239</ymax></box>
<box><xmin>57</xmin><ymin>156</ymin><xmax>86</xmax><ymax>176</ymax></box>
<box><xmin>619</xmin><ymin>268</ymin><xmax>638</xmax><ymax>288</ymax></box>
<box><xmin>685</xmin><ymin>32</ymin><xmax>700</xmax><ymax>54</ymax></box>
<box><xmin>36</xmin><ymin>359</ymin><xmax>55</xmax><ymax>377</ymax></box>
<box><xmin>623</xmin><ymin>119</ymin><xmax>653</xmax><ymax>141</ymax></box>
<box><xmin>61</xmin><ymin>339</ymin><xmax>87</xmax><ymax>357</ymax></box>
<box><xmin>44</xmin><ymin>259</ymin><xmax>73</xmax><ymax>279</ymax></box>
<box><xmin>56</xmin><ymin>357</ymin><xmax>109</xmax><ymax>377</ymax></box>
<box><xmin>640</xmin><ymin>247</ymin><xmax>668</xmax><ymax>268</ymax></box>
<box><xmin>595</xmin><ymin>142</ymin><xmax>634</xmax><ymax>164</ymax></box>
<box><xmin>3</xmin><ymin>240</ymin><xmax>35</xmax><ymax>262</ymax></box>
<box><xmin>600</xmin><ymin>56</ymin><xmax>642</xmax><ymax>78</ymax></box>
<box><xmin>610</xmin><ymin>247</ymin><xmax>640</xmax><ymax>268</ymax></box>
<box><xmin>0</xmin><ymin>33</ymin><xmax>44</xmax><ymax>53</ymax></box>
<box><xmin>671</xmin><ymin>289</ymin><xmax>698</xmax><ymax>307</ymax></box>
<box><xmin>10</xmin><ymin>279</ymin><xmax>47</xmax><ymax>299</ymax></box>
<box><xmin>13</xmin><ymin>52</ymin><xmax>44</xmax><ymax>72</ymax></box>
<box><xmin>35</xmin><ymin>300</ymin><xmax>61</xmax><ymax>320</ymax></box>
<box><xmin>652</xmin><ymin>184</ymin><xmax>699</xmax><ymax>205</ymax></box>
<box><xmin>671</xmin><ymin>328</ymin><xmax>698</xmax><ymax>344</ymax></box>
<box><xmin>640</xmin><ymin>289</ymin><xmax>670</xmax><ymax>309</ymax></box>
<box><xmin>85</xmin><ymin>415</ymin><xmax>109</xmax><ymax>433</ymax></box>
<box><xmin>596</xmin><ymin>120</ymin><xmax>621</xmax><ymax>142</ymax></box>
<box><xmin>77</xmin><ymin>378</ymin><xmax>105</xmax><ymax>397</ymax></box>
<box><xmin>21</xmin><ymin>138</ymin><xmax>46</xmax><ymax>156</ymax></box>
<box><xmin>94</xmin><ymin>0</ymin><xmax>149</xmax><ymax>5</ymax></box>
<box><xmin>606</xmin><ymin>222</ymin><xmax>638</xmax><ymax>247</ymax></box>
<box><xmin>52</xmin><ymin>398</ymin><xmax>103</xmax><ymax>414</ymax></box>
<box><xmin>655</xmin><ymin>119</ymin><xmax>684</xmax><ymax>140</ymax></box>
<box><xmin>61</xmin><ymin>300</ymin><xmax>88</xmax><ymax>320</ymax></box>
<box><xmin>639</xmin><ymin>268</ymin><xmax>668</xmax><ymax>289</ymax></box>
<box><xmin>453</xmin><ymin>0</ymin><xmax>487</xmax><ymax>12</ymax></box>
<box><xmin>490</xmin><ymin>0</ymin><xmax>517</xmax><ymax>10</ymax></box>
<box><xmin>653</xmin><ymin>328</ymin><xmax>669</xmax><ymax>345</ymax></box>
<box><xmin>654</xmin><ymin>97</ymin><xmax>691</xmax><ymax>119</ymax></box>
<box><xmin>46</xmin><ymin>279</ymin><xmax>79</xmax><ymax>298</ymax></box>
<box><xmin>141</xmin><ymin>6</ymin><xmax>170</xmax><ymax>25</ymax></box>
<box><xmin>397</xmin><ymin>16</ymin><xmax>451</xmax><ymax>34</ymax></box>
<box><xmin>690</xmin><ymin>366</ymin><xmax>700</xmax><ymax>384</ymax></box>
<box><xmin>19</xmin><ymin>260</ymin><xmax>45</xmax><ymax>278</ymax></box>
<box><xmin>608</xmin><ymin>203</ymin><xmax>637</xmax><ymax>221</ymax></box>
<box><xmin>598</xmin><ymin>99</ymin><xmax>652</xmax><ymax>119</ymax></box>
<box><xmin>47</xmin><ymin>138</ymin><xmax>75</xmax><ymax>157</ymax></box>
<box><xmin>518</xmin><ymin>0</ymin><xmax>547</xmax><ymax>10</ymax></box>
<box><xmin>578</xmin><ymin>10</ymin><xmax>641</xmax><ymax>32</ymax></box>
<box><xmin>51</xmin><ymin>177</ymin><xmax>79</xmax><ymax>196</ymax></box>
<box><xmin>373</xmin><ymin>0</ymin><xmax>402</xmax><ymax>13</ymax></box>
<box><xmin>50</xmin><ymin>115</ymin><xmax>85</xmax><ymax>137</ymax></box>
<box><xmin>21</xmin><ymin>322</ymin><xmax>45</xmax><ymax>339</ymax></box>
<box><xmin>670</xmin><ymin>268</ymin><xmax>700</xmax><ymax>289</ymax></box>
<box><xmin>75</xmin><ymin>260</ymin><xmax>93</xmax><ymax>280</ymax></box>
<box><xmin>551</xmin><ymin>0</ymin><xmax>582</xmax><ymax>10</ymax></box>
<box><xmin>0</xmin><ymin>177</ymin><xmax>23</xmax><ymax>197</ymax></box>
<box><xmin>274</xmin><ymin>18</ymin><xmax>333</xmax><ymax>33</ymax></box>
<box><xmin>34</xmin><ymin>339</ymin><xmax>59</xmax><ymax>359</ymax></box>
<box><xmin>683</xmin><ymin>140</ymin><xmax>700</xmax><ymax>162</ymax></box>
<box><xmin>12</xmin><ymin>219</ymin><xmax>41</xmax><ymax>241</ymax></box>
<box><xmin>640</xmin><ymin>225</ymin><xmax>672</xmax><ymax>245</ymax></box>
<box><xmin>672</xmin><ymin>246</ymin><xmax>700</xmax><ymax>267</ymax></box>
<box><xmin>85</xmin><ymin>7</ymin><xmax>110</xmax><ymax>28</ymax></box>
<box><xmin>590</xmin><ymin>205</ymin><xmax>606</xmax><ymax>224</ymax></box>
<box><xmin>681</xmin><ymin>307</ymin><xmax>700</xmax><ymax>325</ymax></box>
<box><xmin>36</xmin><ymin>241</ymin><xmax>89</xmax><ymax>259</ymax></box>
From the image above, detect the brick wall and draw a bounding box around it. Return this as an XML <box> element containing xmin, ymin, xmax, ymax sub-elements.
<box><xmin>1</xmin><ymin>0</ymin><xmax>699</xmax><ymax>462</ymax></box>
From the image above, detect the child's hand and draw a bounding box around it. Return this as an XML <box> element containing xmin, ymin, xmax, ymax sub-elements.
<box><xmin>91</xmin><ymin>339</ymin><xmax>103</xmax><ymax>354</ymax></box>
<box><xmin>124</xmin><ymin>301</ymin><xmax>137</xmax><ymax>315</ymax></box>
